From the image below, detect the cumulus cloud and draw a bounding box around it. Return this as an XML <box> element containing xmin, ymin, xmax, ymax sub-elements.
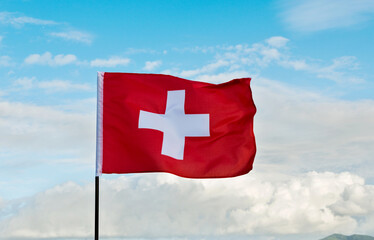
<box><xmin>0</xmin><ymin>172</ymin><xmax>373</xmax><ymax>239</ymax></box>
<box><xmin>143</xmin><ymin>60</ymin><xmax>162</xmax><ymax>71</ymax></box>
<box><xmin>50</xmin><ymin>30</ymin><xmax>94</xmax><ymax>44</ymax></box>
<box><xmin>24</xmin><ymin>52</ymin><xmax>77</xmax><ymax>66</ymax></box>
<box><xmin>0</xmin><ymin>12</ymin><xmax>57</xmax><ymax>27</ymax></box>
<box><xmin>281</xmin><ymin>0</ymin><xmax>374</xmax><ymax>32</ymax></box>
<box><xmin>90</xmin><ymin>57</ymin><xmax>130</xmax><ymax>67</ymax></box>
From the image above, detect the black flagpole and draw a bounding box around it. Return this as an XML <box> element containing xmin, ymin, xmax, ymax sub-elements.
<box><xmin>95</xmin><ymin>176</ymin><xmax>99</xmax><ymax>240</ymax></box>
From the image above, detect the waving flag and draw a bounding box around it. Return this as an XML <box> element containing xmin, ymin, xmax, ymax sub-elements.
<box><xmin>96</xmin><ymin>72</ymin><xmax>256</xmax><ymax>178</ymax></box>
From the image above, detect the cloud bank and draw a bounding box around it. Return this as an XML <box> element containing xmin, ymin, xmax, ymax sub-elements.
<box><xmin>0</xmin><ymin>100</ymin><xmax>95</xmax><ymax>161</ymax></box>
<box><xmin>0</xmin><ymin>172</ymin><xmax>373</xmax><ymax>239</ymax></box>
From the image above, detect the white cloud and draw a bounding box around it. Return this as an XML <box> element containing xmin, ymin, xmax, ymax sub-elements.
<box><xmin>260</xmin><ymin>47</ymin><xmax>281</xmax><ymax>62</ymax></box>
<box><xmin>0</xmin><ymin>56</ymin><xmax>12</xmax><ymax>67</ymax></box>
<box><xmin>50</xmin><ymin>30</ymin><xmax>94</xmax><ymax>44</ymax></box>
<box><xmin>279</xmin><ymin>59</ymin><xmax>308</xmax><ymax>70</ymax></box>
<box><xmin>0</xmin><ymin>12</ymin><xmax>57</xmax><ymax>27</ymax></box>
<box><xmin>0</xmin><ymin>172</ymin><xmax>373</xmax><ymax>239</ymax></box>
<box><xmin>266</xmin><ymin>36</ymin><xmax>289</xmax><ymax>48</ymax></box>
<box><xmin>215</xmin><ymin>42</ymin><xmax>284</xmax><ymax>68</ymax></box>
<box><xmin>281</xmin><ymin>0</ymin><xmax>374</xmax><ymax>32</ymax></box>
<box><xmin>316</xmin><ymin>56</ymin><xmax>364</xmax><ymax>83</ymax></box>
<box><xmin>280</xmin><ymin>56</ymin><xmax>364</xmax><ymax>83</ymax></box>
<box><xmin>172</xmin><ymin>46</ymin><xmax>217</xmax><ymax>54</ymax></box>
<box><xmin>124</xmin><ymin>48</ymin><xmax>158</xmax><ymax>55</ymax></box>
<box><xmin>180</xmin><ymin>60</ymin><xmax>230</xmax><ymax>78</ymax></box>
<box><xmin>195</xmin><ymin>71</ymin><xmax>250</xmax><ymax>84</ymax></box>
<box><xmin>24</xmin><ymin>52</ymin><xmax>77</xmax><ymax>66</ymax></box>
<box><xmin>252</xmin><ymin>77</ymin><xmax>374</xmax><ymax>179</ymax></box>
<box><xmin>13</xmin><ymin>77</ymin><xmax>92</xmax><ymax>92</ymax></box>
<box><xmin>143</xmin><ymin>60</ymin><xmax>162</xmax><ymax>71</ymax></box>
<box><xmin>167</xmin><ymin>37</ymin><xmax>287</xmax><ymax>80</ymax></box>
<box><xmin>163</xmin><ymin>37</ymin><xmax>363</xmax><ymax>85</ymax></box>
<box><xmin>0</xmin><ymin>100</ymin><xmax>95</xmax><ymax>161</ymax></box>
<box><xmin>90</xmin><ymin>57</ymin><xmax>130</xmax><ymax>67</ymax></box>
<box><xmin>37</xmin><ymin>80</ymin><xmax>92</xmax><ymax>92</ymax></box>
<box><xmin>13</xmin><ymin>77</ymin><xmax>35</xmax><ymax>89</ymax></box>
<box><xmin>165</xmin><ymin>38</ymin><xmax>288</xmax><ymax>79</ymax></box>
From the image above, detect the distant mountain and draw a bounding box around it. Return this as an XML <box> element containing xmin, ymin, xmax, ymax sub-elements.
<box><xmin>321</xmin><ymin>234</ymin><xmax>374</xmax><ymax>240</ymax></box>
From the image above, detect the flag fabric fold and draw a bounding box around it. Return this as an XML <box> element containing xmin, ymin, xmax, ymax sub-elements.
<box><xmin>96</xmin><ymin>72</ymin><xmax>256</xmax><ymax>178</ymax></box>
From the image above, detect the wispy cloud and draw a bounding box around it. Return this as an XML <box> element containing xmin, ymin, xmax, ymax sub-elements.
<box><xmin>90</xmin><ymin>57</ymin><xmax>130</xmax><ymax>67</ymax></box>
<box><xmin>180</xmin><ymin>60</ymin><xmax>230</xmax><ymax>78</ymax></box>
<box><xmin>37</xmin><ymin>80</ymin><xmax>92</xmax><ymax>92</ymax></box>
<box><xmin>13</xmin><ymin>77</ymin><xmax>92</xmax><ymax>92</ymax></box>
<box><xmin>124</xmin><ymin>48</ymin><xmax>158</xmax><ymax>55</ymax></box>
<box><xmin>50</xmin><ymin>30</ymin><xmax>94</xmax><ymax>44</ymax></box>
<box><xmin>13</xmin><ymin>77</ymin><xmax>35</xmax><ymax>89</ymax></box>
<box><xmin>24</xmin><ymin>52</ymin><xmax>77</xmax><ymax>66</ymax></box>
<box><xmin>24</xmin><ymin>53</ymin><xmax>132</xmax><ymax>68</ymax></box>
<box><xmin>0</xmin><ymin>12</ymin><xmax>57</xmax><ymax>27</ymax></box>
<box><xmin>0</xmin><ymin>56</ymin><xmax>12</xmax><ymax>67</ymax></box>
<box><xmin>168</xmin><ymin>37</ymin><xmax>288</xmax><ymax>80</ymax></box>
<box><xmin>280</xmin><ymin>55</ymin><xmax>364</xmax><ymax>83</ymax></box>
<box><xmin>281</xmin><ymin>0</ymin><xmax>374</xmax><ymax>32</ymax></box>
<box><xmin>315</xmin><ymin>56</ymin><xmax>364</xmax><ymax>83</ymax></box>
<box><xmin>143</xmin><ymin>60</ymin><xmax>162</xmax><ymax>71</ymax></box>
<box><xmin>172</xmin><ymin>37</ymin><xmax>364</xmax><ymax>84</ymax></box>
<box><xmin>195</xmin><ymin>71</ymin><xmax>250</xmax><ymax>84</ymax></box>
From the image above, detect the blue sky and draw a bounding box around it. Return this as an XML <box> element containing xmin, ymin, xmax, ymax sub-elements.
<box><xmin>1</xmin><ymin>0</ymin><xmax>374</xmax><ymax>239</ymax></box>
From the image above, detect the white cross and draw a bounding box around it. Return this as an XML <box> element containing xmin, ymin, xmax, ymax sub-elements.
<box><xmin>138</xmin><ymin>90</ymin><xmax>210</xmax><ymax>160</ymax></box>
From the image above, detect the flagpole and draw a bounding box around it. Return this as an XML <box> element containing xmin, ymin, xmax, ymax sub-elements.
<box><xmin>95</xmin><ymin>176</ymin><xmax>99</xmax><ymax>240</ymax></box>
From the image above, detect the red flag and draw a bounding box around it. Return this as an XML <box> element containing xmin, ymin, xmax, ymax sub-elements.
<box><xmin>96</xmin><ymin>72</ymin><xmax>256</xmax><ymax>178</ymax></box>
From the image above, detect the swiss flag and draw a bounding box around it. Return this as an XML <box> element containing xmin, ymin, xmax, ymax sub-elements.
<box><xmin>96</xmin><ymin>72</ymin><xmax>256</xmax><ymax>178</ymax></box>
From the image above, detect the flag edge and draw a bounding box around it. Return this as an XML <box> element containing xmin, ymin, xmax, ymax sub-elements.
<box><xmin>96</xmin><ymin>72</ymin><xmax>104</xmax><ymax>176</ymax></box>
